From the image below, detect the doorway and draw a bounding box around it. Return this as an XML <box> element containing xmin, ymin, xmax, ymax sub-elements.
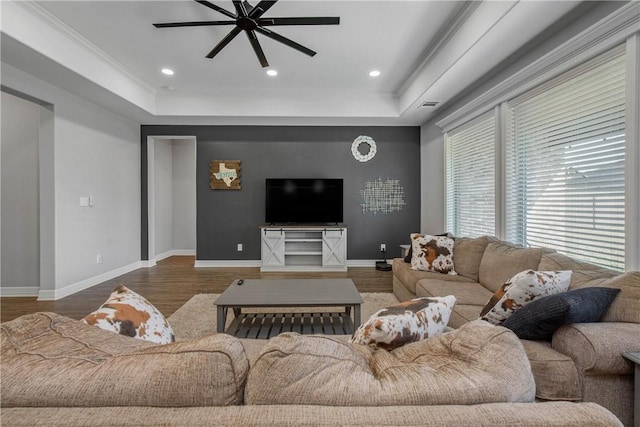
<box><xmin>1</xmin><ymin>91</ymin><xmax>54</xmax><ymax>297</ymax></box>
<box><xmin>146</xmin><ymin>136</ymin><xmax>197</xmax><ymax>265</ymax></box>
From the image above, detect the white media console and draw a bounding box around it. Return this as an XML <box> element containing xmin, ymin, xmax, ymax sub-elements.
<box><xmin>260</xmin><ymin>226</ymin><xmax>347</xmax><ymax>272</ymax></box>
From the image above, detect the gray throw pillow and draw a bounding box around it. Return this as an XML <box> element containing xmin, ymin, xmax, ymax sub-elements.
<box><xmin>502</xmin><ymin>287</ymin><xmax>620</xmax><ymax>341</ymax></box>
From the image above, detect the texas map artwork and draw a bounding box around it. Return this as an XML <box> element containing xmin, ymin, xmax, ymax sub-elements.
<box><xmin>210</xmin><ymin>160</ymin><xmax>241</xmax><ymax>190</ymax></box>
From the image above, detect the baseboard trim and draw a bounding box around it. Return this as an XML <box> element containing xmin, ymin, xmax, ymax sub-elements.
<box><xmin>194</xmin><ymin>259</ymin><xmax>379</xmax><ymax>268</ymax></box>
<box><xmin>139</xmin><ymin>260</ymin><xmax>156</xmax><ymax>268</ymax></box>
<box><xmin>155</xmin><ymin>249</ymin><xmax>196</xmax><ymax>262</ymax></box>
<box><xmin>5</xmin><ymin>258</ymin><xmax>385</xmax><ymax>300</ymax></box>
<box><xmin>0</xmin><ymin>286</ymin><xmax>40</xmax><ymax>297</ymax></box>
<box><xmin>194</xmin><ymin>260</ymin><xmax>262</xmax><ymax>268</ymax></box>
<box><xmin>37</xmin><ymin>261</ymin><xmax>144</xmax><ymax>301</ymax></box>
<box><xmin>347</xmin><ymin>259</ymin><xmax>378</xmax><ymax>267</ymax></box>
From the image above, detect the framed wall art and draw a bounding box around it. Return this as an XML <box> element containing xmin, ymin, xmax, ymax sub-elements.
<box><xmin>210</xmin><ymin>160</ymin><xmax>241</xmax><ymax>190</ymax></box>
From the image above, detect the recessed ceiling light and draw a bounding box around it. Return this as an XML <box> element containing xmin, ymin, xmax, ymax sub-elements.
<box><xmin>369</xmin><ymin>70</ymin><xmax>381</xmax><ymax>77</ymax></box>
<box><xmin>266</xmin><ymin>69</ymin><xmax>278</xmax><ymax>76</ymax></box>
<box><xmin>161</xmin><ymin>68</ymin><xmax>174</xmax><ymax>76</ymax></box>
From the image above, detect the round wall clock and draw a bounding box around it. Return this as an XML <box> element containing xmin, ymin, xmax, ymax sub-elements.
<box><xmin>351</xmin><ymin>135</ymin><xmax>377</xmax><ymax>162</ymax></box>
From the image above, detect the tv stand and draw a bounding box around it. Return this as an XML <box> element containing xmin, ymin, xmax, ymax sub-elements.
<box><xmin>260</xmin><ymin>225</ymin><xmax>347</xmax><ymax>272</ymax></box>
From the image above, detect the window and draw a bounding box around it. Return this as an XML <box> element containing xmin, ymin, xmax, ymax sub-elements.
<box><xmin>445</xmin><ymin>112</ymin><xmax>496</xmax><ymax>237</ymax></box>
<box><xmin>439</xmin><ymin>5</ymin><xmax>638</xmax><ymax>271</ymax></box>
<box><xmin>505</xmin><ymin>47</ymin><xmax>626</xmax><ymax>270</ymax></box>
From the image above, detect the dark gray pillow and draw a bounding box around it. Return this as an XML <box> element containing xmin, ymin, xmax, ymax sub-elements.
<box><xmin>502</xmin><ymin>287</ymin><xmax>620</xmax><ymax>341</ymax></box>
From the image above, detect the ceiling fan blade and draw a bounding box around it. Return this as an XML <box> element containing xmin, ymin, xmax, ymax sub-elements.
<box><xmin>232</xmin><ymin>0</ymin><xmax>248</xmax><ymax>17</ymax></box>
<box><xmin>153</xmin><ymin>20</ymin><xmax>236</xmax><ymax>28</ymax></box>
<box><xmin>195</xmin><ymin>0</ymin><xmax>237</xmax><ymax>19</ymax></box>
<box><xmin>258</xmin><ymin>17</ymin><xmax>340</xmax><ymax>26</ymax></box>
<box><xmin>248</xmin><ymin>0</ymin><xmax>278</xmax><ymax>19</ymax></box>
<box><xmin>246</xmin><ymin>30</ymin><xmax>269</xmax><ymax>67</ymax></box>
<box><xmin>255</xmin><ymin>26</ymin><xmax>316</xmax><ymax>57</ymax></box>
<box><xmin>206</xmin><ymin>26</ymin><xmax>243</xmax><ymax>58</ymax></box>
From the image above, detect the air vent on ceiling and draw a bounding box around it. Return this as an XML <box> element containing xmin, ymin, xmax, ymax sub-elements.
<box><xmin>421</xmin><ymin>101</ymin><xmax>439</xmax><ymax>108</ymax></box>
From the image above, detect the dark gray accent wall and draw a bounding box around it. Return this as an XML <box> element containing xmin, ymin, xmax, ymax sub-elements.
<box><xmin>141</xmin><ymin>126</ymin><xmax>420</xmax><ymax>261</ymax></box>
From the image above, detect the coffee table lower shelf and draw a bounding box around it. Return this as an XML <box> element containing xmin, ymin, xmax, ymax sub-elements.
<box><xmin>226</xmin><ymin>311</ymin><xmax>354</xmax><ymax>339</ymax></box>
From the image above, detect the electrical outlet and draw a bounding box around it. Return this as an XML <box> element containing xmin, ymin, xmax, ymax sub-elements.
<box><xmin>380</xmin><ymin>243</ymin><xmax>386</xmax><ymax>252</ymax></box>
<box><xmin>96</xmin><ymin>254</ymin><xmax>103</xmax><ymax>264</ymax></box>
<box><xmin>237</xmin><ymin>244</ymin><xmax>243</xmax><ymax>252</ymax></box>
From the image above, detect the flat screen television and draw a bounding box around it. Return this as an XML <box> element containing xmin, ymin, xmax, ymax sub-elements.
<box><xmin>265</xmin><ymin>178</ymin><xmax>343</xmax><ymax>224</ymax></box>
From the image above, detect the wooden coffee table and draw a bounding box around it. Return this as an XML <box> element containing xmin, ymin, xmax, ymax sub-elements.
<box><xmin>215</xmin><ymin>279</ymin><xmax>363</xmax><ymax>339</ymax></box>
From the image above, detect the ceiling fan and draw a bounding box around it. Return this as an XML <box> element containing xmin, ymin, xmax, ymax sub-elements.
<box><xmin>153</xmin><ymin>0</ymin><xmax>340</xmax><ymax>68</ymax></box>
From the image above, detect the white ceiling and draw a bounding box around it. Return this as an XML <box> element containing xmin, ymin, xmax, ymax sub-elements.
<box><xmin>1</xmin><ymin>0</ymin><xmax>584</xmax><ymax>125</ymax></box>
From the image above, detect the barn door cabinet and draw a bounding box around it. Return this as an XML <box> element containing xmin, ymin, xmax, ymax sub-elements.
<box><xmin>260</xmin><ymin>226</ymin><xmax>347</xmax><ymax>271</ymax></box>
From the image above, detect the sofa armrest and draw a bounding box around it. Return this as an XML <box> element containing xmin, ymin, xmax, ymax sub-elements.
<box><xmin>552</xmin><ymin>322</ymin><xmax>640</xmax><ymax>375</ymax></box>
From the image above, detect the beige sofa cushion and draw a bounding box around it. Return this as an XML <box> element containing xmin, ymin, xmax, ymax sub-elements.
<box><xmin>592</xmin><ymin>272</ymin><xmax>639</xmax><ymax>323</ymax></box>
<box><xmin>453</xmin><ymin>236</ymin><xmax>494</xmax><ymax>282</ymax></box>
<box><xmin>393</xmin><ymin>258</ymin><xmax>473</xmax><ymax>295</ymax></box>
<box><xmin>1</xmin><ymin>313</ymin><xmax>249</xmax><ymax>407</ymax></box>
<box><xmin>245</xmin><ymin>320</ymin><xmax>535</xmax><ymax>406</ymax></box>
<box><xmin>520</xmin><ymin>340</ymin><xmax>581</xmax><ymax>401</ymax></box>
<box><xmin>416</xmin><ymin>279</ymin><xmax>493</xmax><ymax>305</ymax></box>
<box><xmin>539</xmin><ymin>253</ymin><xmax>616</xmax><ymax>288</ymax></box>
<box><xmin>447</xmin><ymin>304</ymin><xmax>483</xmax><ymax>329</ymax></box>
<box><xmin>478</xmin><ymin>242</ymin><xmax>546</xmax><ymax>292</ymax></box>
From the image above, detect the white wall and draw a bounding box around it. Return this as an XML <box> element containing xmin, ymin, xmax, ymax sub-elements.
<box><xmin>1</xmin><ymin>92</ymin><xmax>40</xmax><ymax>293</ymax></box>
<box><xmin>54</xmin><ymin>93</ymin><xmax>140</xmax><ymax>294</ymax></box>
<box><xmin>419</xmin><ymin>125</ymin><xmax>446</xmax><ymax>234</ymax></box>
<box><xmin>154</xmin><ymin>140</ymin><xmax>174</xmax><ymax>257</ymax></box>
<box><xmin>172</xmin><ymin>139</ymin><xmax>196</xmax><ymax>251</ymax></box>
<box><xmin>1</xmin><ymin>63</ymin><xmax>141</xmax><ymax>299</ymax></box>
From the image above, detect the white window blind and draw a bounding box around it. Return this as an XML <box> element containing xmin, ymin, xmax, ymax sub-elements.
<box><xmin>505</xmin><ymin>46</ymin><xmax>626</xmax><ymax>271</ymax></box>
<box><xmin>445</xmin><ymin>112</ymin><xmax>496</xmax><ymax>237</ymax></box>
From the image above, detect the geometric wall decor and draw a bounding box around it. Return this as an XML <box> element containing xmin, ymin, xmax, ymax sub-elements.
<box><xmin>210</xmin><ymin>160</ymin><xmax>241</xmax><ymax>190</ymax></box>
<box><xmin>360</xmin><ymin>177</ymin><xmax>406</xmax><ymax>214</ymax></box>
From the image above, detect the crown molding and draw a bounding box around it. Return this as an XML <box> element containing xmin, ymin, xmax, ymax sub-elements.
<box><xmin>396</xmin><ymin>1</ymin><xmax>480</xmax><ymax>96</ymax></box>
<box><xmin>396</xmin><ymin>0</ymin><xmax>524</xmax><ymax>118</ymax></box>
<box><xmin>16</xmin><ymin>1</ymin><xmax>156</xmax><ymax>95</ymax></box>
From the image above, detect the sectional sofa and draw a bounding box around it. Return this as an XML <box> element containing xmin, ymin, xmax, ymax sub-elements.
<box><xmin>392</xmin><ymin>236</ymin><xmax>640</xmax><ymax>427</ymax></box>
<box><xmin>1</xmin><ymin>311</ymin><xmax>623</xmax><ymax>426</ymax></box>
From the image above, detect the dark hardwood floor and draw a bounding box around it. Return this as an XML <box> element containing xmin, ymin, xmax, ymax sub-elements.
<box><xmin>0</xmin><ymin>256</ymin><xmax>393</xmax><ymax>323</ymax></box>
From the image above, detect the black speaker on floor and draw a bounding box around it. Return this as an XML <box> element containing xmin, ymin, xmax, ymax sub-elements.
<box><xmin>375</xmin><ymin>261</ymin><xmax>392</xmax><ymax>271</ymax></box>
<box><xmin>375</xmin><ymin>249</ymin><xmax>392</xmax><ymax>271</ymax></box>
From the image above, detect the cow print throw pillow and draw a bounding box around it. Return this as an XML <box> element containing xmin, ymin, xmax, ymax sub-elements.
<box><xmin>82</xmin><ymin>285</ymin><xmax>175</xmax><ymax>344</ymax></box>
<box><xmin>410</xmin><ymin>233</ymin><xmax>457</xmax><ymax>275</ymax></box>
<box><xmin>479</xmin><ymin>270</ymin><xmax>572</xmax><ymax>326</ymax></box>
<box><xmin>350</xmin><ymin>295</ymin><xmax>456</xmax><ymax>350</ymax></box>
